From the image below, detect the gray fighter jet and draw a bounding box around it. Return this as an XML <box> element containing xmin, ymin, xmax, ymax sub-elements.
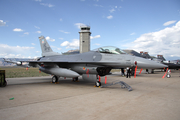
<box><xmin>19</xmin><ymin>36</ymin><xmax>167</xmax><ymax>87</ymax></box>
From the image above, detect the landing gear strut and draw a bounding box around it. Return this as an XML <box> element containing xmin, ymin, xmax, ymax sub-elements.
<box><xmin>72</xmin><ymin>77</ymin><xmax>78</xmax><ymax>82</ymax></box>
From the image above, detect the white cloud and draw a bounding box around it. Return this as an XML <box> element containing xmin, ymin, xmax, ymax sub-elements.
<box><xmin>94</xmin><ymin>43</ymin><xmax>100</xmax><ymax>46</ymax></box>
<box><xmin>59</xmin><ymin>30</ymin><xmax>70</xmax><ymax>34</ymax></box>
<box><xmin>128</xmin><ymin>21</ymin><xmax>180</xmax><ymax>60</ymax></box>
<box><xmin>40</xmin><ymin>3</ymin><xmax>54</xmax><ymax>7</ymax></box>
<box><xmin>74</xmin><ymin>23</ymin><xmax>87</xmax><ymax>29</ymax></box>
<box><xmin>0</xmin><ymin>44</ymin><xmax>34</xmax><ymax>58</ymax></box>
<box><xmin>46</xmin><ymin>36</ymin><xmax>55</xmax><ymax>42</ymax></box>
<box><xmin>163</xmin><ymin>20</ymin><xmax>176</xmax><ymax>26</ymax></box>
<box><xmin>90</xmin><ymin>35</ymin><xmax>101</xmax><ymax>39</ymax></box>
<box><xmin>60</xmin><ymin>18</ymin><xmax>63</xmax><ymax>21</ymax></box>
<box><xmin>0</xmin><ymin>20</ymin><xmax>6</xmax><ymax>26</ymax></box>
<box><xmin>34</xmin><ymin>26</ymin><xmax>40</xmax><ymax>29</ymax></box>
<box><xmin>50</xmin><ymin>45</ymin><xmax>61</xmax><ymax>51</ymax></box>
<box><xmin>36</xmin><ymin>31</ymin><xmax>41</xmax><ymax>34</ymax></box>
<box><xmin>130</xmin><ymin>32</ymin><xmax>135</xmax><ymax>35</ymax></box>
<box><xmin>24</xmin><ymin>32</ymin><xmax>29</xmax><ymax>35</ymax></box>
<box><xmin>107</xmin><ymin>15</ymin><xmax>113</xmax><ymax>19</ymax></box>
<box><xmin>13</xmin><ymin>28</ymin><xmax>23</xmax><ymax>32</ymax></box>
<box><xmin>61</xmin><ymin>41</ymin><xmax>69</xmax><ymax>46</ymax></box>
<box><xmin>31</xmin><ymin>43</ymin><xmax>36</xmax><ymax>45</ymax></box>
<box><xmin>1</xmin><ymin>53</ymin><xmax>24</xmax><ymax>58</ymax></box>
<box><xmin>61</xmin><ymin>39</ymin><xmax>79</xmax><ymax>49</ymax></box>
<box><xmin>109</xmin><ymin>8</ymin><xmax>115</xmax><ymax>13</ymax></box>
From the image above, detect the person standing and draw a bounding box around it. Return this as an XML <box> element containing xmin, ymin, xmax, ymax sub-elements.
<box><xmin>126</xmin><ymin>67</ymin><xmax>131</xmax><ymax>78</ymax></box>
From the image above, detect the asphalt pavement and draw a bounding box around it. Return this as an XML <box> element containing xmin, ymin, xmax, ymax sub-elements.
<box><xmin>0</xmin><ymin>70</ymin><xmax>180</xmax><ymax>120</ymax></box>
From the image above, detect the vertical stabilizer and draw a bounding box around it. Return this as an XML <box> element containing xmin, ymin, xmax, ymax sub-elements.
<box><xmin>39</xmin><ymin>36</ymin><xmax>60</xmax><ymax>56</ymax></box>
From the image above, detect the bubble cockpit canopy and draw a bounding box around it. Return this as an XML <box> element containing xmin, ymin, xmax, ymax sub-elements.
<box><xmin>92</xmin><ymin>46</ymin><xmax>127</xmax><ymax>54</ymax></box>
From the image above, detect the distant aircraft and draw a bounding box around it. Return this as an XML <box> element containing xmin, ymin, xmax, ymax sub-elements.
<box><xmin>170</xmin><ymin>60</ymin><xmax>180</xmax><ymax>65</ymax></box>
<box><xmin>155</xmin><ymin>55</ymin><xmax>180</xmax><ymax>70</ymax></box>
<box><xmin>124</xmin><ymin>50</ymin><xmax>180</xmax><ymax>72</ymax></box>
<box><xmin>5</xmin><ymin>36</ymin><xmax>167</xmax><ymax>87</ymax></box>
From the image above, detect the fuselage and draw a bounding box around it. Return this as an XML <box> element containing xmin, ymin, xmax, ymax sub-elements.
<box><xmin>39</xmin><ymin>50</ymin><xmax>167</xmax><ymax>69</ymax></box>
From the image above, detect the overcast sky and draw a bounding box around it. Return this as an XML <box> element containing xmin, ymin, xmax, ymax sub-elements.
<box><xmin>0</xmin><ymin>0</ymin><xmax>180</xmax><ymax>60</ymax></box>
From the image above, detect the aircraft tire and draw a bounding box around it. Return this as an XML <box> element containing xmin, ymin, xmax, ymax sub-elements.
<box><xmin>52</xmin><ymin>76</ymin><xmax>58</xmax><ymax>83</ymax></box>
<box><xmin>166</xmin><ymin>74</ymin><xmax>171</xmax><ymax>78</ymax></box>
<box><xmin>95</xmin><ymin>81</ymin><xmax>101</xmax><ymax>87</ymax></box>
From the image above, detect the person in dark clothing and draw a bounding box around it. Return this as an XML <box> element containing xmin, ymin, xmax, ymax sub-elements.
<box><xmin>126</xmin><ymin>67</ymin><xmax>131</xmax><ymax>78</ymax></box>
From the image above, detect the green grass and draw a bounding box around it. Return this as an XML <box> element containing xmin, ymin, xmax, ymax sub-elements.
<box><xmin>0</xmin><ymin>67</ymin><xmax>49</xmax><ymax>78</ymax></box>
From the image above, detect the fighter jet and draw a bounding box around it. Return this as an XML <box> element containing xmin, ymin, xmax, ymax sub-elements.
<box><xmin>124</xmin><ymin>50</ymin><xmax>180</xmax><ymax>72</ymax></box>
<box><xmin>17</xmin><ymin>36</ymin><xmax>167</xmax><ymax>87</ymax></box>
<box><xmin>170</xmin><ymin>60</ymin><xmax>180</xmax><ymax>65</ymax></box>
<box><xmin>153</xmin><ymin>55</ymin><xmax>180</xmax><ymax>70</ymax></box>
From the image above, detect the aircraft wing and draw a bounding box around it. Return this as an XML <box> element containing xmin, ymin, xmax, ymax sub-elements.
<box><xmin>3</xmin><ymin>58</ymin><xmax>19</xmax><ymax>64</ymax></box>
<box><xmin>4</xmin><ymin>58</ymin><xmax>30</xmax><ymax>68</ymax></box>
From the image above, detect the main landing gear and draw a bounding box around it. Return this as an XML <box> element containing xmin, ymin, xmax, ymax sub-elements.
<box><xmin>72</xmin><ymin>77</ymin><xmax>79</xmax><ymax>82</ymax></box>
<box><xmin>166</xmin><ymin>74</ymin><xmax>171</xmax><ymax>78</ymax></box>
<box><xmin>95</xmin><ymin>75</ymin><xmax>101</xmax><ymax>87</ymax></box>
<box><xmin>52</xmin><ymin>75</ymin><xmax>59</xmax><ymax>84</ymax></box>
<box><xmin>95</xmin><ymin>81</ymin><xmax>101</xmax><ymax>87</ymax></box>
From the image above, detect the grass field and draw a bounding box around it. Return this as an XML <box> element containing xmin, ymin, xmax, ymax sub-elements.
<box><xmin>0</xmin><ymin>67</ymin><xmax>49</xmax><ymax>78</ymax></box>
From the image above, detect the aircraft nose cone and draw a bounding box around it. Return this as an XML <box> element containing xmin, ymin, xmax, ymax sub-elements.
<box><xmin>134</xmin><ymin>57</ymin><xmax>168</xmax><ymax>69</ymax></box>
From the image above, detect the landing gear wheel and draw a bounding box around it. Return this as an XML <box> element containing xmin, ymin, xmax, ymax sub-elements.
<box><xmin>72</xmin><ymin>77</ymin><xmax>78</xmax><ymax>82</ymax></box>
<box><xmin>95</xmin><ymin>81</ymin><xmax>101</xmax><ymax>87</ymax></box>
<box><xmin>166</xmin><ymin>74</ymin><xmax>171</xmax><ymax>78</ymax></box>
<box><xmin>52</xmin><ymin>76</ymin><xmax>58</xmax><ymax>83</ymax></box>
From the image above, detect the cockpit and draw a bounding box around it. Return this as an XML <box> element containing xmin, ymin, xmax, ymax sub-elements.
<box><xmin>92</xmin><ymin>46</ymin><xmax>127</xmax><ymax>54</ymax></box>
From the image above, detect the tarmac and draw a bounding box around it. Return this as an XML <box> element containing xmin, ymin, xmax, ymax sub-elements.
<box><xmin>0</xmin><ymin>70</ymin><xmax>180</xmax><ymax>120</ymax></box>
